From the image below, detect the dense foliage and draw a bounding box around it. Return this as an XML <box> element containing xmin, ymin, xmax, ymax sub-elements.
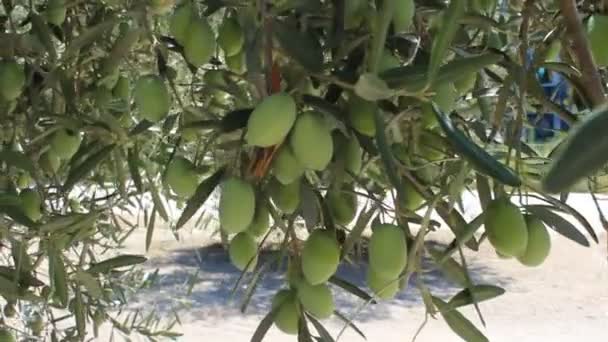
<box><xmin>0</xmin><ymin>0</ymin><xmax>606</xmax><ymax>341</ymax></box>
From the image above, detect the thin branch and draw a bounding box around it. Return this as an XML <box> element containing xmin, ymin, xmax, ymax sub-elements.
<box><xmin>559</xmin><ymin>0</ymin><xmax>605</xmax><ymax>106</ymax></box>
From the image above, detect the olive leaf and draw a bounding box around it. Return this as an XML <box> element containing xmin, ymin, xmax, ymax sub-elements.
<box><xmin>354</xmin><ymin>73</ymin><xmax>394</xmax><ymax>101</ymax></box>
<box><xmin>448</xmin><ymin>285</ymin><xmax>506</xmax><ymax>309</ymax></box>
<box><xmin>432</xmin><ymin>297</ymin><xmax>489</xmax><ymax>342</ymax></box>
<box><xmin>542</xmin><ymin>105</ymin><xmax>608</xmax><ymax>193</ymax></box>
<box><xmin>274</xmin><ymin>20</ymin><xmax>324</xmax><ymax>73</ymax></box>
<box><xmin>524</xmin><ymin>205</ymin><xmax>590</xmax><ymax>247</ymax></box>
<box><xmin>428</xmin><ymin>0</ymin><xmax>467</xmax><ymax>82</ymax></box>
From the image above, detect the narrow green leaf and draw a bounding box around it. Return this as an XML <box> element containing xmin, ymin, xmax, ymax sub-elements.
<box><xmin>298</xmin><ymin>315</ymin><xmax>314</xmax><ymax>342</ymax></box>
<box><xmin>148</xmin><ymin>176</ymin><xmax>169</xmax><ymax>222</ymax></box>
<box><xmin>203</xmin><ymin>0</ymin><xmax>225</xmax><ymax>15</ymax></box>
<box><xmin>101</xmin><ymin>28</ymin><xmax>141</xmax><ymax>74</ymax></box>
<box><xmin>145</xmin><ymin>207</ymin><xmax>157</xmax><ymax>252</ymax></box>
<box><xmin>354</xmin><ymin>73</ymin><xmax>394</xmax><ymax>101</ymax></box>
<box><xmin>301</xmin><ymin>95</ymin><xmax>343</xmax><ymax>118</ymax></box>
<box><xmin>129</xmin><ymin>120</ymin><xmax>155</xmax><ymax>136</ymax></box>
<box><xmin>381</xmin><ymin>53</ymin><xmax>503</xmax><ymax>91</ymax></box>
<box><xmin>342</xmin><ymin>204</ymin><xmax>376</xmax><ymax>257</ymax></box>
<box><xmin>176</xmin><ymin>168</ymin><xmax>225</xmax><ymax>229</ymax></box>
<box><xmin>438</xmin><ymin>53</ymin><xmax>503</xmax><ymax>84</ymax></box>
<box><xmin>113</xmin><ymin>150</ymin><xmax>128</xmax><ymax>198</ymax></box>
<box><xmin>250</xmin><ymin>305</ymin><xmax>281</xmax><ymax>342</ymax></box>
<box><xmin>429</xmin><ymin>249</ymin><xmax>467</xmax><ymax>287</ymax></box>
<box><xmin>31</xmin><ymin>14</ymin><xmax>57</xmax><ymax>61</ymax></box>
<box><xmin>428</xmin><ymin>0</ymin><xmax>466</xmax><ymax>82</ymax></box>
<box><xmin>524</xmin><ymin>205</ymin><xmax>589</xmax><ymax>247</ymax></box>
<box><xmin>48</xmin><ymin>244</ymin><xmax>69</xmax><ymax>308</ymax></box>
<box><xmin>220</xmin><ymin>108</ymin><xmax>253</xmax><ymax>133</ymax></box>
<box><xmin>0</xmin><ymin>193</ymin><xmax>20</xmax><ymax>207</ymax></box>
<box><xmin>432</xmin><ymin>297</ymin><xmax>489</xmax><ymax>342</ymax></box>
<box><xmin>64</xmin><ymin>18</ymin><xmax>118</xmax><ymax>59</ymax></box>
<box><xmin>300</xmin><ymin>181</ymin><xmax>320</xmax><ymax>229</ymax></box>
<box><xmin>368</xmin><ymin>0</ymin><xmax>396</xmax><ymax>72</ymax></box>
<box><xmin>127</xmin><ymin>147</ymin><xmax>144</xmax><ymax>192</ymax></box>
<box><xmin>374</xmin><ymin>111</ymin><xmax>404</xmax><ymax>197</ymax></box>
<box><xmin>417</xmin><ymin>279</ymin><xmax>437</xmax><ymax>316</ymax></box>
<box><xmin>87</xmin><ymin>254</ymin><xmax>147</xmax><ymax>274</ymax></box>
<box><xmin>475</xmin><ymin>174</ymin><xmax>492</xmax><ymax>210</ymax></box>
<box><xmin>448</xmin><ymin>285</ymin><xmax>505</xmax><ymax>309</ymax></box>
<box><xmin>74</xmin><ymin>270</ymin><xmax>104</xmax><ymax>299</ymax></box>
<box><xmin>239</xmin><ymin>262</ymin><xmax>270</xmax><ymax>313</ymax></box>
<box><xmin>447</xmin><ymin>162</ymin><xmax>470</xmax><ymax>211</ymax></box>
<box><xmin>64</xmin><ymin>145</ymin><xmax>115</xmax><ymax>190</ymax></box>
<box><xmin>535</xmin><ymin>197</ymin><xmax>598</xmax><ymax>243</ymax></box>
<box><xmin>542</xmin><ymin>105</ymin><xmax>608</xmax><ymax>193</ymax></box>
<box><xmin>182</xmin><ymin>119</ymin><xmax>218</xmax><ymax>131</ymax></box>
<box><xmin>0</xmin><ymin>274</ymin><xmax>20</xmax><ymax>299</ymax></box>
<box><xmin>40</xmin><ymin>212</ymin><xmax>100</xmax><ymax>234</ymax></box>
<box><xmin>274</xmin><ymin>20</ymin><xmax>324</xmax><ymax>72</ymax></box>
<box><xmin>0</xmin><ymin>150</ymin><xmax>36</xmax><ymax>175</ymax></box>
<box><xmin>145</xmin><ymin>330</ymin><xmax>183</xmax><ymax>337</ymax></box>
<box><xmin>438</xmin><ymin>212</ymin><xmax>485</xmax><ymax>263</ymax></box>
<box><xmin>0</xmin><ymin>205</ymin><xmax>36</xmax><ymax>228</ymax></box>
<box><xmin>434</xmin><ymin>202</ymin><xmax>478</xmax><ymax>250</ymax></box>
<box><xmin>2</xmin><ymin>1</ymin><xmax>13</xmax><ymax>13</ymax></box>
<box><xmin>68</xmin><ymin>140</ymin><xmax>100</xmax><ymax>168</ymax></box>
<box><xmin>307</xmin><ymin>314</ymin><xmax>335</xmax><ymax>342</ymax></box>
<box><xmin>0</xmin><ymin>266</ymin><xmax>44</xmax><ymax>287</ymax></box>
<box><xmin>329</xmin><ymin>275</ymin><xmax>376</xmax><ymax>304</ymax></box>
<box><xmin>162</xmin><ymin>113</ymin><xmax>179</xmax><ymax>134</ymax></box>
<box><xmin>108</xmin><ymin>316</ymin><xmax>131</xmax><ymax>335</ymax></box>
<box><xmin>316</xmin><ymin>190</ymin><xmax>337</xmax><ymax>232</ymax></box>
<box><xmin>333</xmin><ymin>310</ymin><xmax>366</xmax><ymax>340</ymax></box>
<box><xmin>459</xmin><ymin>13</ymin><xmax>501</xmax><ymax>30</ymax></box>
<box><xmin>74</xmin><ymin>288</ymin><xmax>86</xmax><ymax>340</ymax></box>
<box><xmin>11</xmin><ymin>239</ymin><xmax>32</xmax><ymax>272</ymax></box>
<box><xmin>432</xmin><ymin>105</ymin><xmax>521</xmax><ymax>186</ymax></box>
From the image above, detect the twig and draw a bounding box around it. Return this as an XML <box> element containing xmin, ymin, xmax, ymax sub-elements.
<box><xmin>259</xmin><ymin>0</ymin><xmax>273</xmax><ymax>95</ymax></box>
<box><xmin>559</xmin><ymin>0</ymin><xmax>605</xmax><ymax>106</ymax></box>
<box><xmin>411</xmin><ymin>312</ymin><xmax>429</xmax><ymax>342</ymax></box>
<box><xmin>587</xmin><ymin>181</ymin><xmax>608</xmax><ymax>258</ymax></box>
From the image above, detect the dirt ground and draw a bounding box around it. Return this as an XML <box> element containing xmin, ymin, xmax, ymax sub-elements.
<box><xmin>100</xmin><ymin>193</ymin><xmax>608</xmax><ymax>341</ymax></box>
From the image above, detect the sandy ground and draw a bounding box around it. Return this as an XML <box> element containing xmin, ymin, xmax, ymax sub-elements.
<box><xmin>99</xmin><ymin>193</ymin><xmax>608</xmax><ymax>342</ymax></box>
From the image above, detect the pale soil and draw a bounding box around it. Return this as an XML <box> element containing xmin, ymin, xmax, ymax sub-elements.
<box><xmin>99</xmin><ymin>193</ymin><xmax>608</xmax><ymax>342</ymax></box>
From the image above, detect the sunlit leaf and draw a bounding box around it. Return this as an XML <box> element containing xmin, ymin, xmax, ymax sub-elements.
<box><xmin>250</xmin><ymin>305</ymin><xmax>280</xmax><ymax>342</ymax></box>
<box><xmin>0</xmin><ymin>150</ymin><xmax>36</xmax><ymax>175</ymax></box>
<box><xmin>329</xmin><ymin>275</ymin><xmax>376</xmax><ymax>304</ymax></box>
<box><xmin>432</xmin><ymin>105</ymin><xmax>521</xmax><ymax>186</ymax></box>
<box><xmin>525</xmin><ymin>205</ymin><xmax>590</xmax><ymax>247</ymax></box>
<box><xmin>307</xmin><ymin>314</ymin><xmax>335</xmax><ymax>342</ymax></box>
<box><xmin>87</xmin><ymin>255</ymin><xmax>147</xmax><ymax>274</ymax></box>
<box><xmin>432</xmin><ymin>297</ymin><xmax>489</xmax><ymax>342</ymax></box>
<box><xmin>48</xmin><ymin>243</ymin><xmax>69</xmax><ymax>308</ymax></box>
<box><xmin>543</xmin><ymin>105</ymin><xmax>608</xmax><ymax>192</ymax></box>
<box><xmin>74</xmin><ymin>270</ymin><xmax>104</xmax><ymax>299</ymax></box>
<box><xmin>428</xmin><ymin>0</ymin><xmax>466</xmax><ymax>81</ymax></box>
<box><xmin>64</xmin><ymin>144</ymin><xmax>116</xmax><ymax>190</ymax></box>
<box><xmin>448</xmin><ymin>285</ymin><xmax>505</xmax><ymax>309</ymax></box>
<box><xmin>354</xmin><ymin>73</ymin><xmax>394</xmax><ymax>101</ymax></box>
<box><xmin>176</xmin><ymin>168</ymin><xmax>225</xmax><ymax>229</ymax></box>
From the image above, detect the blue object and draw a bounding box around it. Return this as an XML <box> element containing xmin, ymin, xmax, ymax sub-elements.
<box><xmin>523</xmin><ymin>51</ymin><xmax>572</xmax><ymax>143</ymax></box>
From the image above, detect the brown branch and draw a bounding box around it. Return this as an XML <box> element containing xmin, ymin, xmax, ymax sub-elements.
<box><xmin>258</xmin><ymin>0</ymin><xmax>273</xmax><ymax>95</ymax></box>
<box><xmin>559</xmin><ymin>0</ymin><xmax>605</xmax><ymax>107</ymax></box>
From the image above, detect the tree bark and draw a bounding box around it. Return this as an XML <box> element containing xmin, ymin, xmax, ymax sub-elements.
<box><xmin>559</xmin><ymin>0</ymin><xmax>606</xmax><ymax>107</ymax></box>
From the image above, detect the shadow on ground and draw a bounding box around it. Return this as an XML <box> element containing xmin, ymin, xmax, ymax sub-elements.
<box><xmin>127</xmin><ymin>241</ymin><xmax>513</xmax><ymax>323</ymax></box>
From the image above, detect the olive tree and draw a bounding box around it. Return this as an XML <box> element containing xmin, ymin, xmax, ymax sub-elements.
<box><xmin>0</xmin><ymin>0</ymin><xmax>606</xmax><ymax>341</ymax></box>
